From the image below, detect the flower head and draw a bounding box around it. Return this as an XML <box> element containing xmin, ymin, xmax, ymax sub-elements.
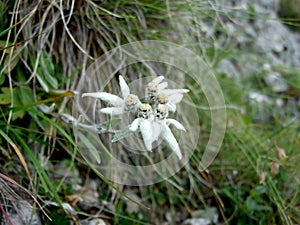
<box><xmin>129</xmin><ymin>103</ymin><xmax>154</xmax><ymax>151</ymax></box>
<box><xmin>156</xmin><ymin>103</ymin><xmax>169</xmax><ymax>120</ymax></box>
<box><xmin>125</xmin><ymin>94</ymin><xmax>140</xmax><ymax>112</ymax></box>
<box><xmin>146</xmin><ymin>76</ymin><xmax>168</xmax><ymax>98</ymax></box>
<box><xmin>129</xmin><ymin>101</ymin><xmax>186</xmax><ymax>159</ymax></box>
<box><xmin>138</xmin><ymin>103</ymin><xmax>152</xmax><ymax>119</ymax></box>
<box><xmin>146</xmin><ymin>76</ymin><xmax>189</xmax><ymax>112</ymax></box>
<box><xmin>157</xmin><ymin>93</ymin><xmax>168</xmax><ymax>104</ymax></box>
<box><xmin>82</xmin><ymin>75</ymin><xmax>141</xmax><ymax>116</ymax></box>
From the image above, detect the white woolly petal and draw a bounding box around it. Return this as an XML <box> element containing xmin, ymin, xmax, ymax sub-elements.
<box><xmin>151</xmin><ymin>76</ymin><xmax>164</xmax><ymax>84</ymax></box>
<box><xmin>151</xmin><ymin>122</ymin><xmax>163</xmax><ymax>142</ymax></box>
<box><xmin>100</xmin><ymin>107</ymin><xmax>124</xmax><ymax>115</ymax></box>
<box><xmin>119</xmin><ymin>75</ymin><xmax>130</xmax><ymax>99</ymax></box>
<box><xmin>163</xmin><ymin>126</ymin><xmax>182</xmax><ymax>160</ymax></box>
<box><xmin>162</xmin><ymin>89</ymin><xmax>189</xmax><ymax>96</ymax></box>
<box><xmin>166</xmin><ymin>119</ymin><xmax>186</xmax><ymax>131</ymax></box>
<box><xmin>157</xmin><ymin>82</ymin><xmax>168</xmax><ymax>90</ymax></box>
<box><xmin>82</xmin><ymin>92</ymin><xmax>124</xmax><ymax>106</ymax></box>
<box><xmin>129</xmin><ymin>118</ymin><xmax>141</xmax><ymax>132</ymax></box>
<box><xmin>139</xmin><ymin>119</ymin><xmax>153</xmax><ymax>151</ymax></box>
<box><xmin>167</xmin><ymin>93</ymin><xmax>184</xmax><ymax>104</ymax></box>
<box><xmin>166</xmin><ymin>103</ymin><xmax>177</xmax><ymax>113</ymax></box>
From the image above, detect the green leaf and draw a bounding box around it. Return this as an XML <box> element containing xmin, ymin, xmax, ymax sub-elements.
<box><xmin>1</xmin><ymin>55</ymin><xmax>19</xmax><ymax>74</ymax></box>
<box><xmin>29</xmin><ymin>53</ymin><xmax>49</xmax><ymax>92</ymax></box>
<box><xmin>246</xmin><ymin>196</ymin><xmax>272</xmax><ymax>216</ymax></box>
<box><xmin>0</xmin><ymin>21</ymin><xmax>19</xmax><ymax>38</ymax></box>
<box><xmin>0</xmin><ymin>87</ymin><xmax>25</xmax><ymax>120</ymax></box>
<box><xmin>112</xmin><ymin>127</ymin><xmax>134</xmax><ymax>142</ymax></box>
<box><xmin>11</xmin><ymin>89</ymin><xmax>25</xmax><ymax>121</ymax></box>
<box><xmin>17</xmin><ymin>68</ymin><xmax>34</xmax><ymax>105</ymax></box>
<box><xmin>76</xmin><ymin>131</ymin><xmax>101</xmax><ymax>164</ymax></box>
<box><xmin>110</xmin><ymin>118</ymin><xmax>121</xmax><ymax>127</ymax></box>
<box><xmin>40</xmin><ymin>51</ymin><xmax>58</xmax><ymax>89</ymax></box>
<box><xmin>253</xmin><ymin>185</ymin><xmax>268</xmax><ymax>195</ymax></box>
<box><xmin>0</xmin><ymin>87</ymin><xmax>11</xmax><ymax>104</ymax></box>
<box><xmin>36</xmin><ymin>70</ymin><xmax>49</xmax><ymax>92</ymax></box>
<box><xmin>29</xmin><ymin>52</ymin><xmax>58</xmax><ymax>92</ymax></box>
<box><xmin>0</xmin><ymin>73</ymin><xmax>5</xmax><ymax>85</ymax></box>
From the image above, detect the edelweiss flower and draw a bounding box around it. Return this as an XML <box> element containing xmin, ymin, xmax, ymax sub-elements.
<box><xmin>129</xmin><ymin>103</ymin><xmax>154</xmax><ymax>151</ymax></box>
<box><xmin>146</xmin><ymin>76</ymin><xmax>168</xmax><ymax>102</ymax></box>
<box><xmin>130</xmin><ymin>103</ymin><xmax>186</xmax><ymax>159</ymax></box>
<box><xmin>82</xmin><ymin>75</ymin><xmax>188</xmax><ymax>160</ymax></box>
<box><xmin>146</xmin><ymin>76</ymin><xmax>189</xmax><ymax>112</ymax></box>
<box><xmin>82</xmin><ymin>76</ymin><xmax>141</xmax><ymax>116</ymax></box>
<box><xmin>154</xmin><ymin>104</ymin><xmax>186</xmax><ymax>160</ymax></box>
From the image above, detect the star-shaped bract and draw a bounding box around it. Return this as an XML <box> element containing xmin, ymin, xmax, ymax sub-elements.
<box><xmin>146</xmin><ymin>76</ymin><xmax>189</xmax><ymax>112</ymax></box>
<box><xmin>129</xmin><ymin>103</ymin><xmax>186</xmax><ymax>159</ymax></box>
<box><xmin>155</xmin><ymin>104</ymin><xmax>186</xmax><ymax>159</ymax></box>
<box><xmin>129</xmin><ymin>103</ymin><xmax>154</xmax><ymax>151</ymax></box>
<box><xmin>82</xmin><ymin>76</ymin><xmax>141</xmax><ymax>116</ymax></box>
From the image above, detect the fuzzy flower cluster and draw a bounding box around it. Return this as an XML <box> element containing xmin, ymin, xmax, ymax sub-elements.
<box><xmin>82</xmin><ymin>76</ymin><xmax>189</xmax><ymax>160</ymax></box>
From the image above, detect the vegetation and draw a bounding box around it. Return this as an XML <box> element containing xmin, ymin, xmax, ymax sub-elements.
<box><xmin>0</xmin><ymin>0</ymin><xmax>299</xmax><ymax>224</ymax></box>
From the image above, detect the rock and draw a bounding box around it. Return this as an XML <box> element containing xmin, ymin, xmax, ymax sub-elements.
<box><xmin>80</xmin><ymin>218</ymin><xmax>108</xmax><ymax>225</ymax></box>
<box><xmin>6</xmin><ymin>200</ymin><xmax>42</xmax><ymax>225</ymax></box>
<box><xmin>124</xmin><ymin>190</ymin><xmax>141</xmax><ymax>213</ymax></box>
<box><xmin>217</xmin><ymin>59</ymin><xmax>240</xmax><ymax>78</ymax></box>
<box><xmin>263</xmin><ymin>72</ymin><xmax>288</xmax><ymax>92</ymax></box>
<box><xmin>249</xmin><ymin>91</ymin><xmax>272</xmax><ymax>104</ymax></box>
<box><xmin>78</xmin><ymin>180</ymin><xmax>100</xmax><ymax>210</ymax></box>
<box><xmin>184</xmin><ymin>218</ymin><xmax>211</xmax><ymax>225</ymax></box>
<box><xmin>183</xmin><ymin>207</ymin><xmax>219</xmax><ymax>225</ymax></box>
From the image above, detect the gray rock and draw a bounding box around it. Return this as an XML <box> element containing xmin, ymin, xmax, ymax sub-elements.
<box><xmin>183</xmin><ymin>207</ymin><xmax>218</xmax><ymax>225</ymax></box>
<box><xmin>264</xmin><ymin>72</ymin><xmax>289</xmax><ymax>92</ymax></box>
<box><xmin>80</xmin><ymin>218</ymin><xmax>107</xmax><ymax>225</ymax></box>
<box><xmin>6</xmin><ymin>200</ymin><xmax>42</xmax><ymax>225</ymax></box>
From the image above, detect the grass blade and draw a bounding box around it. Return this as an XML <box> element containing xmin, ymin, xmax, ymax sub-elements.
<box><xmin>0</xmin><ymin>129</ymin><xmax>32</xmax><ymax>185</ymax></box>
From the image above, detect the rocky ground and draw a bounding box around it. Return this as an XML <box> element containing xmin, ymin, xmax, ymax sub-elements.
<box><xmin>214</xmin><ymin>0</ymin><xmax>300</xmax><ymax>124</ymax></box>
